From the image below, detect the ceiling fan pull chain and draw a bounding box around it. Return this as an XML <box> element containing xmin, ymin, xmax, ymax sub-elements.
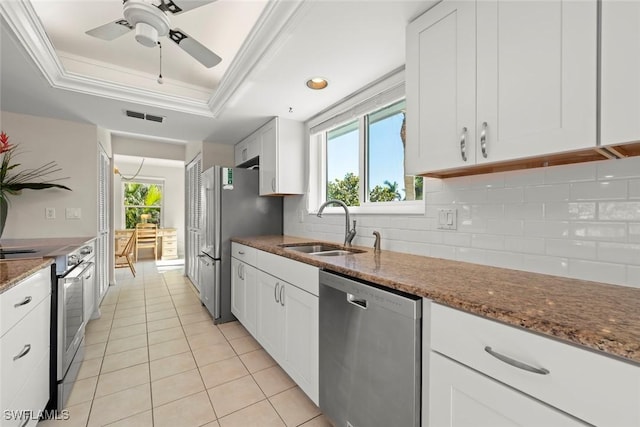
<box><xmin>157</xmin><ymin>41</ymin><xmax>164</xmax><ymax>85</ymax></box>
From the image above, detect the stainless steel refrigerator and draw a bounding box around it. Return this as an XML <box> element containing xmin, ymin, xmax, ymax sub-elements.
<box><xmin>199</xmin><ymin>166</ymin><xmax>282</xmax><ymax>323</ymax></box>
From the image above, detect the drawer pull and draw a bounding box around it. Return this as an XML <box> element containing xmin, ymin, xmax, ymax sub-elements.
<box><xmin>14</xmin><ymin>296</ymin><xmax>32</xmax><ymax>307</ymax></box>
<box><xmin>13</xmin><ymin>344</ymin><xmax>31</xmax><ymax>361</ymax></box>
<box><xmin>238</xmin><ymin>251</ymin><xmax>245</xmax><ymax>255</ymax></box>
<box><xmin>484</xmin><ymin>346</ymin><xmax>550</xmax><ymax>375</ymax></box>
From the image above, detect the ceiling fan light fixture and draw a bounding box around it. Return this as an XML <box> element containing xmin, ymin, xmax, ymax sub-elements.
<box><xmin>123</xmin><ymin>0</ymin><xmax>170</xmax><ymax>47</ymax></box>
<box><xmin>306</xmin><ymin>77</ymin><xmax>328</xmax><ymax>90</ymax></box>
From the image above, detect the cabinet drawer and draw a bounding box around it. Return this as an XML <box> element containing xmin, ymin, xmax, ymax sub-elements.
<box><xmin>1</xmin><ymin>296</ymin><xmax>50</xmax><ymax>407</ymax></box>
<box><xmin>231</xmin><ymin>243</ymin><xmax>257</xmax><ymax>266</ymax></box>
<box><xmin>4</xmin><ymin>350</ymin><xmax>50</xmax><ymax>427</ymax></box>
<box><xmin>0</xmin><ymin>266</ymin><xmax>50</xmax><ymax>337</ymax></box>
<box><xmin>162</xmin><ymin>241</ymin><xmax>177</xmax><ymax>249</ymax></box>
<box><xmin>256</xmin><ymin>250</ymin><xmax>319</xmax><ymax>296</ymax></box>
<box><xmin>431</xmin><ymin>303</ymin><xmax>640</xmax><ymax>427</ymax></box>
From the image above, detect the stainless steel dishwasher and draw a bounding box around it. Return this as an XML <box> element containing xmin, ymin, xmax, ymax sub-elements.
<box><xmin>319</xmin><ymin>270</ymin><xmax>422</xmax><ymax>427</ymax></box>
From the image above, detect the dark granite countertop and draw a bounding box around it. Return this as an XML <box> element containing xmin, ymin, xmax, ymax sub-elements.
<box><xmin>233</xmin><ymin>235</ymin><xmax>640</xmax><ymax>366</ymax></box>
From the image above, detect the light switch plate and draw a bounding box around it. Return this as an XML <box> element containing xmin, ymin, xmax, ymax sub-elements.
<box><xmin>65</xmin><ymin>208</ymin><xmax>81</xmax><ymax>220</ymax></box>
<box><xmin>437</xmin><ymin>208</ymin><xmax>457</xmax><ymax>230</ymax></box>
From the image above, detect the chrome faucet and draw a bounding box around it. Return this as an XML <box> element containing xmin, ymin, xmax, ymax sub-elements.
<box><xmin>373</xmin><ymin>231</ymin><xmax>381</xmax><ymax>253</ymax></box>
<box><xmin>317</xmin><ymin>199</ymin><xmax>357</xmax><ymax>246</ymax></box>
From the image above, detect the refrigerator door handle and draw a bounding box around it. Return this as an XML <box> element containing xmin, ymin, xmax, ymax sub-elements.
<box><xmin>213</xmin><ymin>166</ymin><xmax>223</xmax><ymax>259</ymax></box>
<box><xmin>213</xmin><ymin>259</ymin><xmax>222</xmax><ymax>320</ymax></box>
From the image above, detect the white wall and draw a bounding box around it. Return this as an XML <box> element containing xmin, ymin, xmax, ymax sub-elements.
<box><xmin>0</xmin><ymin>110</ymin><xmax>98</xmax><ymax>238</ymax></box>
<box><xmin>112</xmin><ymin>135</ymin><xmax>184</xmax><ymax>161</ymax></box>
<box><xmin>113</xmin><ymin>160</ymin><xmax>185</xmax><ymax>257</ymax></box>
<box><xmin>284</xmin><ymin>155</ymin><xmax>640</xmax><ymax>289</ymax></box>
<box><xmin>185</xmin><ymin>140</ymin><xmax>235</xmax><ymax>168</ymax></box>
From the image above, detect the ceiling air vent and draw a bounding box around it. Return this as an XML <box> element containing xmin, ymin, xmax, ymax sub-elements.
<box><xmin>125</xmin><ymin>110</ymin><xmax>165</xmax><ymax>123</ymax></box>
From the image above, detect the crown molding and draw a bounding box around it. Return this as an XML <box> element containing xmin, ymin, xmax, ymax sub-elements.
<box><xmin>0</xmin><ymin>0</ymin><xmax>311</xmax><ymax>119</ymax></box>
<box><xmin>206</xmin><ymin>0</ymin><xmax>312</xmax><ymax>118</ymax></box>
<box><xmin>0</xmin><ymin>0</ymin><xmax>213</xmax><ymax>117</ymax></box>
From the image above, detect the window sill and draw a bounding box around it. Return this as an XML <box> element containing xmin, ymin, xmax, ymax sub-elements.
<box><xmin>310</xmin><ymin>200</ymin><xmax>425</xmax><ymax>216</ymax></box>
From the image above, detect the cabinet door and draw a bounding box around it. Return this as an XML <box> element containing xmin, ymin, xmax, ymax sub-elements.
<box><xmin>243</xmin><ymin>264</ymin><xmax>258</xmax><ymax>337</ymax></box>
<box><xmin>230</xmin><ymin>258</ymin><xmax>245</xmax><ymax>323</ymax></box>
<box><xmin>282</xmin><ymin>284</ymin><xmax>319</xmax><ymax>404</ymax></box>
<box><xmin>234</xmin><ymin>140</ymin><xmax>248</xmax><ymax>166</ymax></box>
<box><xmin>406</xmin><ymin>0</ymin><xmax>476</xmax><ymax>174</ymax></box>
<box><xmin>476</xmin><ymin>0</ymin><xmax>596</xmax><ymax>163</ymax></box>
<box><xmin>601</xmin><ymin>0</ymin><xmax>640</xmax><ymax>146</ymax></box>
<box><xmin>430</xmin><ymin>353</ymin><xmax>587</xmax><ymax>427</ymax></box>
<box><xmin>256</xmin><ymin>271</ymin><xmax>284</xmax><ymax>361</ymax></box>
<box><xmin>259</xmin><ymin>119</ymin><xmax>278</xmax><ymax>195</ymax></box>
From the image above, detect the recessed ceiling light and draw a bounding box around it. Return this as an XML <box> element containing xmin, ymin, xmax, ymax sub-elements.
<box><xmin>306</xmin><ymin>77</ymin><xmax>328</xmax><ymax>90</ymax></box>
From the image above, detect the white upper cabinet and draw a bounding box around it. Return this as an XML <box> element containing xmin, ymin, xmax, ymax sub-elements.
<box><xmin>259</xmin><ymin>117</ymin><xmax>305</xmax><ymax>196</ymax></box>
<box><xmin>234</xmin><ymin>132</ymin><xmax>259</xmax><ymax>167</ymax></box>
<box><xmin>407</xmin><ymin>0</ymin><xmax>597</xmax><ymax>176</ymax></box>
<box><xmin>601</xmin><ymin>0</ymin><xmax>640</xmax><ymax>146</ymax></box>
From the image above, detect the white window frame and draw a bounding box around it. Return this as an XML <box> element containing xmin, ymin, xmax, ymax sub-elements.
<box><xmin>121</xmin><ymin>177</ymin><xmax>165</xmax><ymax>228</ymax></box>
<box><xmin>307</xmin><ymin>68</ymin><xmax>425</xmax><ymax>215</ymax></box>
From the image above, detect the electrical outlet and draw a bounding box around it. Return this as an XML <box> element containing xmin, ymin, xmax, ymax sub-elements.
<box><xmin>45</xmin><ymin>207</ymin><xmax>56</xmax><ymax>219</ymax></box>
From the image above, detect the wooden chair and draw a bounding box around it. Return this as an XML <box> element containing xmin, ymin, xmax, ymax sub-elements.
<box><xmin>135</xmin><ymin>223</ymin><xmax>158</xmax><ymax>261</ymax></box>
<box><xmin>115</xmin><ymin>230</ymin><xmax>136</xmax><ymax>277</ymax></box>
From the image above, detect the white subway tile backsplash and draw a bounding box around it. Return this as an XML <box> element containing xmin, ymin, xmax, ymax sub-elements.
<box><xmin>525</xmin><ymin>184</ymin><xmax>570</xmax><ymax>202</ymax></box>
<box><xmin>503</xmin><ymin>203</ymin><xmax>544</xmax><ymax>220</ymax></box>
<box><xmin>544</xmin><ymin>202</ymin><xmax>596</xmax><ymax>221</ymax></box>
<box><xmin>597</xmin><ymin>242</ymin><xmax>640</xmax><ymax>265</ymax></box>
<box><xmin>570</xmin><ymin>181</ymin><xmax>627</xmax><ymax>201</ymax></box>
<box><xmin>598</xmin><ymin>202</ymin><xmax>640</xmax><ymax>221</ymax></box>
<box><xmin>486</xmin><ymin>219</ymin><xmax>523</xmax><ymax>236</ymax></box>
<box><xmin>629</xmin><ymin>179</ymin><xmax>640</xmax><ymax>199</ymax></box>
<box><xmin>471</xmin><ymin>234</ymin><xmax>505</xmax><ymax>250</ymax></box>
<box><xmin>597</xmin><ymin>156</ymin><xmax>640</xmax><ymax>180</ymax></box>
<box><xmin>568</xmin><ymin>260</ymin><xmax>626</xmax><ymax>285</ymax></box>
<box><xmin>284</xmin><ymin>155</ymin><xmax>640</xmax><ymax>289</ymax></box>
<box><xmin>487</xmin><ymin>187</ymin><xmax>524</xmax><ymax>204</ymax></box>
<box><xmin>504</xmin><ymin>237</ymin><xmax>546</xmax><ymax>255</ymax></box>
<box><xmin>570</xmin><ymin>222</ymin><xmax>627</xmax><ymax>241</ymax></box>
<box><xmin>546</xmin><ymin>239</ymin><xmax>597</xmax><ymax>260</ymax></box>
<box><xmin>524</xmin><ymin>220</ymin><xmax>569</xmax><ymax>239</ymax></box>
<box><xmin>544</xmin><ymin>162</ymin><xmax>596</xmax><ymax>184</ymax></box>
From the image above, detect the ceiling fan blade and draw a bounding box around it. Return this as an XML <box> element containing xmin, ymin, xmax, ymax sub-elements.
<box><xmin>157</xmin><ymin>0</ymin><xmax>216</xmax><ymax>15</ymax></box>
<box><xmin>168</xmin><ymin>28</ymin><xmax>222</xmax><ymax>68</ymax></box>
<box><xmin>86</xmin><ymin>19</ymin><xmax>134</xmax><ymax>41</ymax></box>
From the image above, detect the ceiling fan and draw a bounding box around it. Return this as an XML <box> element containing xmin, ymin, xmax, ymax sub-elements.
<box><xmin>85</xmin><ymin>0</ymin><xmax>221</xmax><ymax>68</ymax></box>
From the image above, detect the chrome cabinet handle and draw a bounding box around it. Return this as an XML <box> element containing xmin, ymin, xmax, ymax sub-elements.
<box><xmin>459</xmin><ymin>127</ymin><xmax>468</xmax><ymax>162</ymax></box>
<box><xmin>271</xmin><ymin>178</ymin><xmax>276</xmax><ymax>192</ymax></box>
<box><xmin>274</xmin><ymin>282</ymin><xmax>280</xmax><ymax>303</ymax></box>
<box><xmin>242</xmin><ymin>148</ymin><xmax>247</xmax><ymax>161</ymax></box>
<box><xmin>238</xmin><ymin>250</ymin><xmax>245</xmax><ymax>255</ymax></box>
<box><xmin>480</xmin><ymin>122</ymin><xmax>488</xmax><ymax>158</ymax></box>
<box><xmin>13</xmin><ymin>344</ymin><xmax>31</xmax><ymax>361</ymax></box>
<box><xmin>14</xmin><ymin>296</ymin><xmax>32</xmax><ymax>308</ymax></box>
<box><xmin>484</xmin><ymin>346</ymin><xmax>550</xmax><ymax>375</ymax></box>
<box><xmin>279</xmin><ymin>285</ymin><xmax>285</xmax><ymax>307</ymax></box>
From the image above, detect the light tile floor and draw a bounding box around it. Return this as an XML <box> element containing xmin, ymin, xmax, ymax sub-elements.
<box><xmin>39</xmin><ymin>261</ymin><xmax>330</xmax><ymax>427</ymax></box>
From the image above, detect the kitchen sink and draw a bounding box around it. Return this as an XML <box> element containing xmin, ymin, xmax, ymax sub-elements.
<box><xmin>279</xmin><ymin>243</ymin><xmax>365</xmax><ymax>256</ymax></box>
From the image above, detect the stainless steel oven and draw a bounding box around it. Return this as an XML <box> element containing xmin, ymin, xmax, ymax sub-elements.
<box><xmin>48</xmin><ymin>243</ymin><xmax>94</xmax><ymax>411</ymax></box>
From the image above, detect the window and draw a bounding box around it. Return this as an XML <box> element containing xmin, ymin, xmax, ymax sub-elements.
<box><xmin>322</xmin><ymin>98</ymin><xmax>423</xmax><ymax>209</ymax></box>
<box><xmin>123</xmin><ymin>181</ymin><xmax>163</xmax><ymax>228</ymax></box>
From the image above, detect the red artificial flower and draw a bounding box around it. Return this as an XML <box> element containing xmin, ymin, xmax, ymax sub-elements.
<box><xmin>0</xmin><ymin>131</ymin><xmax>12</xmax><ymax>153</ymax></box>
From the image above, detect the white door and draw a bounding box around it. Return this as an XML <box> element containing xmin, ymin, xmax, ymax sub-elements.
<box><xmin>430</xmin><ymin>353</ymin><xmax>587</xmax><ymax>427</ymax></box>
<box><xmin>282</xmin><ymin>284</ymin><xmax>319</xmax><ymax>404</ymax></box>
<box><xmin>406</xmin><ymin>0</ymin><xmax>476</xmax><ymax>174</ymax></box>
<box><xmin>475</xmin><ymin>0</ymin><xmax>596</xmax><ymax>163</ymax></box>
<box><xmin>256</xmin><ymin>271</ymin><xmax>284</xmax><ymax>361</ymax></box>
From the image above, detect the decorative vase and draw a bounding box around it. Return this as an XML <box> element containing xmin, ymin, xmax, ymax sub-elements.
<box><xmin>0</xmin><ymin>197</ymin><xmax>7</xmax><ymax>240</ymax></box>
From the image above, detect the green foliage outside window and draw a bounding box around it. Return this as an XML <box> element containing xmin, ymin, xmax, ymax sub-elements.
<box><xmin>124</xmin><ymin>182</ymin><xmax>162</xmax><ymax>228</ymax></box>
<box><xmin>327</xmin><ymin>173</ymin><xmax>423</xmax><ymax>206</ymax></box>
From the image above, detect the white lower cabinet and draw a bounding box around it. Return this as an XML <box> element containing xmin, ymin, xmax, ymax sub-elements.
<box><xmin>230</xmin><ymin>242</ymin><xmax>319</xmax><ymax>404</ymax></box>
<box><xmin>428</xmin><ymin>303</ymin><xmax>640</xmax><ymax>427</ymax></box>
<box><xmin>0</xmin><ymin>266</ymin><xmax>51</xmax><ymax>427</ymax></box>
<box><xmin>430</xmin><ymin>353</ymin><xmax>586</xmax><ymax>427</ymax></box>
